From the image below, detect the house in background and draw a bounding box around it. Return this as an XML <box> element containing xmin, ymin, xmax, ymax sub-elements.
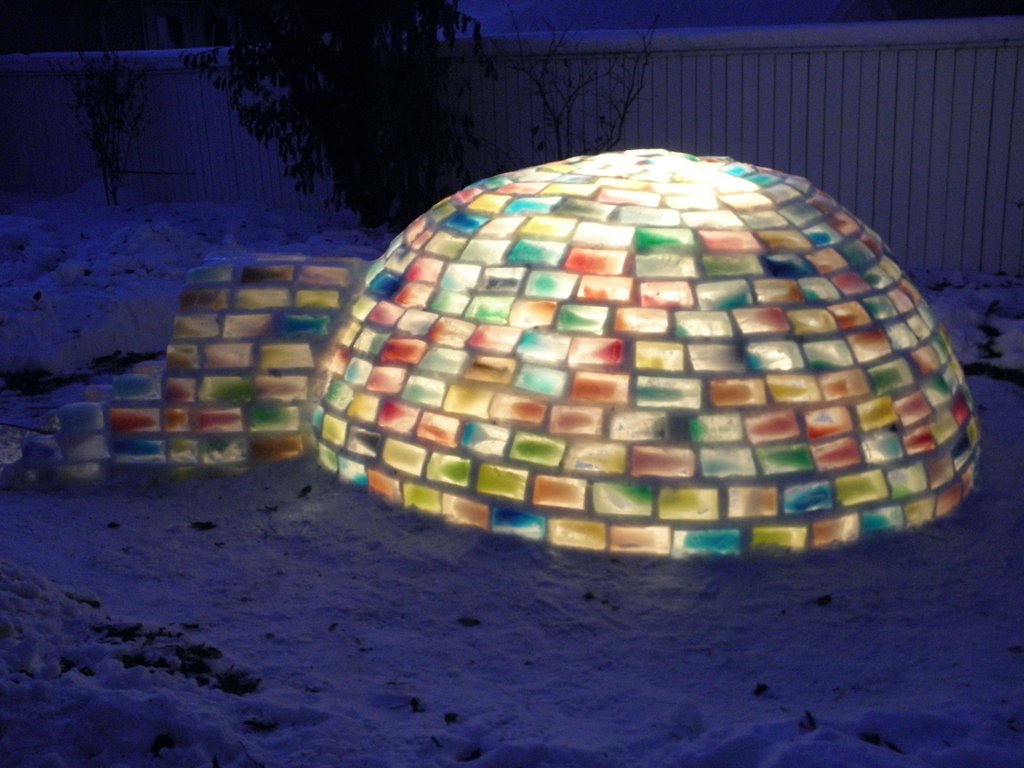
<box><xmin>142</xmin><ymin>0</ymin><xmax>235</xmax><ymax>49</ymax></box>
<box><xmin>0</xmin><ymin>0</ymin><xmax>237</xmax><ymax>54</ymax></box>
<box><xmin>459</xmin><ymin>0</ymin><xmax>1021</xmax><ymax>32</ymax></box>
<box><xmin>2</xmin><ymin>0</ymin><xmax>1020</xmax><ymax>54</ymax></box>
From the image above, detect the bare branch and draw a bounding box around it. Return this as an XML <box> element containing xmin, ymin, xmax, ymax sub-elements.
<box><xmin>494</xmin><ymin>12</ymin><xmax>656</xmax><ymax>160</ymax></box>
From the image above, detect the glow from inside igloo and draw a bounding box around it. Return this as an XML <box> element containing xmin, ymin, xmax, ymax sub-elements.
<box><xmin>314</xmin><ymin>149</ymin><xmax>980</xmax><ymax>557</ymax></box>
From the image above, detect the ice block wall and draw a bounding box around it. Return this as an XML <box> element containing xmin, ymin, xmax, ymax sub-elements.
<box><xmin>15</xmin><ymin>254</ymin><xmax>366</xmax><ymax>483</ymax></box>
<box><xmin>312</xmin><ymin>150</ymin><xmax>980</xmax><ymax>556</ymax></box>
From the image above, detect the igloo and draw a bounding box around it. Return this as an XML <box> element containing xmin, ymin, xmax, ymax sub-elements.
<box><xmin>313</xmin><ymin>150</ymin><xmax>979</xmax><ymax>556</ymax></box>
<box><xmin>8</xmin><ymin>150</ymin><xmax>980</xmax><ymax>557</ymax></box>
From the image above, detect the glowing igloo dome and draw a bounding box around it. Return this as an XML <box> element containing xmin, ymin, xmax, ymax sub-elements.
<box><xmin>314</xmin><ymin>149</ymin><xmax>979</xmax><ymax>556</ymax></box>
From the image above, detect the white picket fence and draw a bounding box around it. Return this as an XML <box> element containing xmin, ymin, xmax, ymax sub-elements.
<box><xmin>1</xmin><ymin>17</ymin><xmax>1022</xmax><ymax>273</ymax></box>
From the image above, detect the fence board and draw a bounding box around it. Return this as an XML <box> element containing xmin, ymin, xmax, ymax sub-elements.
<box><xmin>818</xmin><ymin>51</ymin><xmax>842</xmax><ymax>196</ymax></box>
<box><xmin>1004</xmin><ymin>49</ymin><xmax>1024</xmax><ymax>275</ymax></box>
<box><xmin>740</xmin><ymin>53</ymin><xmax>758</xmax><ymax>161</ymax></box>
<box><xmin>836</xmin><ymin>51</ymin><xmax>856</xmax><ymax>205</ymax></box>
<box><xmin>803</xmin><ymin>51</ymin><xmax>827</xmax><ymax>189</ymax></box>
<box><xmin>939</xmin><ymin>49</ymin><xmax>971</xmax><ymax>270</ymax></box>
<box><xmin>907</xmin><ymin>49</ymin><xmax>936</xmax><ymax>269</ymax></box>
<box><xmin>887</xmin><ymin>49</ymin><xmax>916</xmax><ymax>262</ymax></box>
<box><xmin>699</xmin><ymin>54</ymin><xmax>712</xmax><ymax>154</ymax></box>
<box><xmin>675</xmin><ymin>54</ymin><xmax>695</xmax><ymax>152</ymax></box>
<box><xmin>787</xmin><ymin>53</ymin><xmax>809</xmax><ymax>180</ymax></box>
<box><xmin>770</xmin><ymin>54</ymin><xmax>790</xmax><ymax>171</ymax></box>
<box><xmin>721</xmin><ymin>54</ymin><xmax>740</xmax><ymax>156</ymax></box>
<box><xmin>871</xmin><ymin>50</ymin><xmax>897</xmax><ymax>238</ymax></box>
<box><xmin>925</xmin><ymin>49</ymin><xmax>955</xmax><ymax>270</ymax></box>
<box><xmin>981</xmin><ymin>47</ymin><xmax>1017</xmax><ymax>274</ymax></box>
<box><xmin>964</xmin><ymin>47</ymin><xmax>995</xmax><ymax>273</ymax></box>
<box><xmin>853</xmin><ymin>51</ymin><xmax>879</xmax><ymax>226</ymax></box>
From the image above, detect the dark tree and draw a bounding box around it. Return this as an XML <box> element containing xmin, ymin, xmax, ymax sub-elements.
<box><xmin>67</xmin><ymin>51</ymin><xmax>148</xmax><ymax>206</ymax></box>
<box><xmin>887</xmin><ymin>0</ymin><xmax>1024</xmax><ymax>17</ymax></box>
<box><xmin>185</xmin><ymin>0</ymin><xmax>480</xmax><ymax>228</ymax></box>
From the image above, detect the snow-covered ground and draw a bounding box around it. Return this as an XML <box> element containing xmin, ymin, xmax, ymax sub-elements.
<box><xmin>1</xmin><ymin>188</ymin><xmax>1023</xmax><ymax>768</ymax></box>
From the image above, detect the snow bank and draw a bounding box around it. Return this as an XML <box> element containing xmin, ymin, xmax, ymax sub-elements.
<box><xmin>0</xmin><ymin>560</ymin><xmax>255</xmax><ymax>767</ymax></box>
